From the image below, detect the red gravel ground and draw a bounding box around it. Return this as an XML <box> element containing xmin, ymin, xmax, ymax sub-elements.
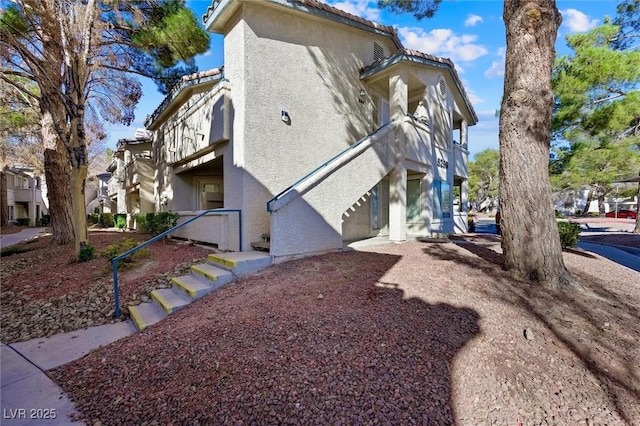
<box><xmin>44</xmin><ymin>236</ymin><xmax>639</xmax><ymax>425</ymax></box>
<box><xmin>1</xmin><ymin>229</ymin><xmax>212</xmax><ymax>342</ymax></box>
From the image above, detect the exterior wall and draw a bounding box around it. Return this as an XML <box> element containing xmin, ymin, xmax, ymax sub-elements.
<box><xmin>270</xmin><ymin>126</ymin><xmax>396</xmax><ymax>258</ymax></box>
<box><xmin>229</xmin><ymin>3</ymin><xmax>398</xmax><ymax>249</ymax></box>
<box><xmin>172</xmin><ymin>211</ymin><xmax>240</xmax><ymax>251</ymax></box>
<box><xmin>152</xmin><ymin>82</ymin><xmax>230</xmax><ymax>213</ymax></box>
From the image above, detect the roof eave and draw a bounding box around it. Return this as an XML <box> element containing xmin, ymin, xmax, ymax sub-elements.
<box><xmin>360</xmin><ymin>53</ymin><xmax>478</xmax><ymax>125</ymax></box>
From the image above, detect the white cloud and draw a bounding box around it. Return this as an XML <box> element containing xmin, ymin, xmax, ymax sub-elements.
<box><xmin>398</xmin><ymin>27</ymin><xmax>488</xmax><ymax>62</ymax></box>
<box><xmin>330</xmin><ymin>0</ymin><xmax>380</xmax><ymax>22</ymax></box>
<box><xmin>483</xmin><ymin>47</ymin><xmax>505</xmax><ymax>78</ymax></box>
<box><xmin>464</xmin><ymin>14</ymin><xmax>483</xmax><ymax>27</ymax></box>
<box><xmin>461</xmin><ymin>78</ymin><xmax>485</xmax><ymax>105</ymax></box>
<box><xmin>561</xmin><ymin>9</ymin><xmax>598</xmax><ymax>33</ymax></box>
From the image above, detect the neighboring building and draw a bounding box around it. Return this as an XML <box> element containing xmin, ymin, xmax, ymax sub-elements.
<box><xmin>85</xmin><ymin>172</ymin><xmax>112</xmax><ymax>214</ymax></box>
<box><xmin>2</xmin><ymin>165</ymin><xmax>48</xmax><ymax>226</ymax></box>
<box><xmin>107</xmin><ymin>131</ymin><xmax>154</xmax><ymax>228</ymax></box>
<box><xmin>113</xmin><ymin>0</ymin><xmax>478</xmax><ymax>261</ymax></box>
<box><xmin>554</xmin><ymin>189</ymin><xmax>638</xmax><ymax>215</ymax></box>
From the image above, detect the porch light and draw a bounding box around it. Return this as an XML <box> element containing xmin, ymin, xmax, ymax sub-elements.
<box><xmin>359</xmin><ymin>89</ymin><xmax>366</xmax><ymax>103</ymax></box>
<box><xmin>281</xmin><ymin>110</ymin><xmax>290</xmax><ymax>123</ymax></box>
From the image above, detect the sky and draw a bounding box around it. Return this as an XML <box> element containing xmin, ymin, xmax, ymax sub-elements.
<box><xmin>105</xmin><ymin>0</ymin><xmax>621</xmax><ymax>160</ymax></box>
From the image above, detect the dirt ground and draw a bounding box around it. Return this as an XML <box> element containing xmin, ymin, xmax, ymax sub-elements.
<box><xmin>3</xmin><ymin>230</ymin><xmax>636</xmax><ymax>425</ymax></box>
<box><xmin>0</xmin><ymin>229</ymin><xmax>213</xmax><ymax>342</ymax></box>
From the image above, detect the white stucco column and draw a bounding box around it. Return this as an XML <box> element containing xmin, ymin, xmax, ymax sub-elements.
<box><xmin>461</xmin><ymin>179</ymin><xmax>469</xmax><ymax>213</ymax></box>
<box><xmin>460</xmin><ymin>120</ymin><xmax>468</xmax><ymax>147</ymax></box>
<box><xmin>389</xmin><ymin>71</ymin><xmax>408</xmax><ymax>242</ymax></box>
<box><xmin>389</xmin><ymin>70</ymin><xmax>408</xmax><ymax>120</ymax></box>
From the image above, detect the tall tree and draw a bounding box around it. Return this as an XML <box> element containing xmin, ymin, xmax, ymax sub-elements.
<box><xmin>552</xmin><ymin>14</ymin><xmax>640</xmax><ymax>231</ymax></box>
<box><xmin>550</xmin><ymin>137</ymin><xmax>640</xmax><ymax>212</ymax></box>
<box><xmin>468</xmin><ymin>149</ymin><xmax>500</xmax><ymax>210</ymax></box>
<box><xmin>499</xmin><ymin>0</ymin><xmax>575</xmax><ymax>287</ymax></box>
<box><xmin>612</xmin><ymin>0</ymin><xmax>640</xmax><ymax>50</ymax></box>
<box><xmin>1</xmin><ymin>1</ymin><xmax>209</xmax><ymax>257</ymax></box>
<box><xmin>380</xmin><ymin>0</ymin><xmax>575</xmax><ymax>288</ymax></box>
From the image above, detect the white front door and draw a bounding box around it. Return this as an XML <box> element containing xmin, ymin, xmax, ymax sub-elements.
<box><xmin>196</xmin><ymin>178</ymin><xmax>223</xmax><ymax>210</ymax></box>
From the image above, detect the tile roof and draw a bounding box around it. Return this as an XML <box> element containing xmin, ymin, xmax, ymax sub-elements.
<box><xmin>144</xmin><ymin>68</ymin><xmax>224</xmax><ymax>128</ymax></box>
<box><xmin>294</xmin><ymin>0</ymin><xmax>402</xmax><ymax>47</ymax></box>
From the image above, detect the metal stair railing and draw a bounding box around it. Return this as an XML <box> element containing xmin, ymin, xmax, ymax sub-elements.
<box><xmin>266</xmin><ymin>121</ymin><xmax>395</xmax><ymax>213</ymax></box>
<box><xmin>111</xmin><ymin>209</ymin><xmax>242</xmax><ymax>318</ymax></box>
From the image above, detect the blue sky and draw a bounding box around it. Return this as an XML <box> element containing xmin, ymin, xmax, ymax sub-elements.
<box><xmin>106</xmin><ymin>0</ymin><xmax>621</xmax><ymax>160</ymax></box>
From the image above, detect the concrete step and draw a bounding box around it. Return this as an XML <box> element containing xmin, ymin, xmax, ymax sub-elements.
<box><xmin>150</xmin><ymin>287</ymin><xmax>193</xmax><ymax>314</ymax></box>
<box><xmin>171</xmin><ymin>264</ymin><xmax>232</xmax><ymax>299</ymax></box>
<box><xmin>128</xmin><ymin>251</ymin><xmax>273</xmax><ymax>332</ymax></box>
<box><xmin>208</xmin><ymin>251</ymin><xmax>272</xmax><ymax>276</ymax></box>
<box><xmin>191</xmin><ymin>263</ymin><xmax>233</xmax><ymax>285</ymax></box>
<box><xmin>128</xmin><ymin>302</ymin><xmax>167</xmax><ymax>332</ymax></box>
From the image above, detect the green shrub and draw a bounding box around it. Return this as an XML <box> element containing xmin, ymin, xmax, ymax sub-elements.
<box><xmin>135</xmin><ymin>212</ymin><xmax>178</xmax><ymax>235</ymax></box>
<box><xmin>15</xmin><ymin>218</ymin><xmax>30</xmax><ymax>226</ymax></box>
<box><xmin>0</xmin><ymin>246</ymin><xmax>32</xmax><ymax>257</ymax></box>
<box><xmin>40</xmin><ymin>215</ymin><xmax>50</xmax><ymax>226</ymax></box>
<box><xmin>99</xmin><ymin>212</ymin><xmax>114</xmax><ymax>228</ymax></box>
<box><xmin>87</xmin><ymin>213</ymin><xmax>100</xmax><ymax>225</ymax></box>
<box><xmin>574</xmin><ymin>209</ymin><xmax>582</xmax><ymax>216</ymax></box>
<box><xmin>557</xmin><ymin>221</ymin><xmax>581</xmax><ymax>248</ymax></box>
<box><xmin>114</xmin><ymin>214</ymin><xmax>127</xmax><ymax>229</ymax></box>
<box><xmin>101</xmin><ymin>238</ymin><xmax>149</xmax><ymax>264</ymax></box>
<box><xmin>78</xmin><ymin>244</ymin><xmax>95</xmax><ymax>262</ymax></box>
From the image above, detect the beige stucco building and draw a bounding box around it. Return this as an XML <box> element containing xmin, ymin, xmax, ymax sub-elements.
<box><xmin>2</xmin><ymin>166</ymin><xmax>48</xmax><ymax>226</ymax></box>
<box><xmin>124</xmin><ymin>0</ymin><xmax>477</xmax><ymax>261</ymax></box>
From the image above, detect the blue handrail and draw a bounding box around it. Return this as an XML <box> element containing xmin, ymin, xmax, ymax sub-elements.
<box><xmin>266</xmin><ymin>121</ymin><xmax>394</xmax><ymax>212</ymax></box>
<box><xmin>111</xmin><ymin>209</ymin><xmax>242</xmax><ymax>318</ymax></box>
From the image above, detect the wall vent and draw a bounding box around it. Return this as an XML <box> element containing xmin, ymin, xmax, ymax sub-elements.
<box><xmin>438</xmin><ymin>78</ymin><xmax>447</xmax><ymax>98</ymax></box>
<box><xmin>373</xmin><ymin>42</ymin><xmax>384</xmax><ymax>62</ymax></box>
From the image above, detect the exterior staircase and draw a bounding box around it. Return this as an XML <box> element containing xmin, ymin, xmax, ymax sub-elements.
<box><xmin>127</xmin><ymin>251</ymin><xmax>272</xmax><ymax>331</ymax></box>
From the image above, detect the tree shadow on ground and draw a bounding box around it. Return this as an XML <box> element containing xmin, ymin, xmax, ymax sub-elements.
<box><xmin>51</xmin><ymin>250</ymin><xmax>480</xmax><ymax>425</ymax></box>
<box><xmin>422</xmin><ymin>241</ymin><xmax>640</xmax><ymax>423</ymax></box>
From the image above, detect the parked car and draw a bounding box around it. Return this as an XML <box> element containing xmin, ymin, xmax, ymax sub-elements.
<box><xmin>605</xmin><ymin>209</ymin><xmax>637</xmax><ymax>219</ymax></box>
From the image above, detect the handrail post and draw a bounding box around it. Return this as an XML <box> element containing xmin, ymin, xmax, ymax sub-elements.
<box><xmin>238</xmin><ymin>209</ymin><xmax>242</xmax><ymax>252</ymax></box>
<box><xmin>112</xmin><ymin>260</ymin><xmax>120</xmax><ymax>318</ymax></box>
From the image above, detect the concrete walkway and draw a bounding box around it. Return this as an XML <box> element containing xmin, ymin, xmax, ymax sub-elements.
<box><xmin>0</xmin><ymin>227</ymin><xmax>48</xmax><ymax>249</ymax></box>
<box><xmin>1</xmin><ymin>322</ymin><xmax>137</xmax><ymax>425</ymax></box>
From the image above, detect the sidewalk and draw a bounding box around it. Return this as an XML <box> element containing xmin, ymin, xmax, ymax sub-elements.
<box><xmin>1</xmin><ymin>322</ymin><xmax>137</xmax><ymax>425</ymax></box>
<box><xmin>0</xmin><ymin>228</ymin><xmax>48</xmax><ymax>249</ymax></box>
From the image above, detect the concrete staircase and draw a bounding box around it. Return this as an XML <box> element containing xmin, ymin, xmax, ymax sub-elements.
<box><xmin>128</xmin><ymin>251</ymin><xmax>272</xmax><ymax>331</ymax></box>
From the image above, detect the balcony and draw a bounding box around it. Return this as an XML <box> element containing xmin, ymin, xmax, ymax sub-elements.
<box><xmin>453</xmin><ymin>141</ymin><xmax>469</xmax><ymax>178</ymax></box>
<box><xmin>123</xmin><ymin>156</ymin><xmax>154</xmax><ymax>189</ymax></box>
<box><xmin>13</xmin><ymin>187</ymin><xmax>34</xmax><ymax>203</ymax></box>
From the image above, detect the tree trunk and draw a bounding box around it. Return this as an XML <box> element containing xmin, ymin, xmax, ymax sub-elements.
<box><xmin>499</xmin><ymin>0</ymin><xmax>577</xmax><ymax>288</ymax></box>
<box><xmin>41</xmin><ymin>111</ymin><xmax>75</xmax><ymax>245</ymax></box>
<box><xmin>597</xmin><ymin>194</ymin><xmax>605</xmax><ymax>214</ymax></box>
<box><xmin>1</xmin><ymin>170</ymin><xmax>8</xmax><ymax>228</ymax></box>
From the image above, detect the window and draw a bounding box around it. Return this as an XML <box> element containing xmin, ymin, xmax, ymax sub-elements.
<box><xmin>371</xmin><ymin>93</ymin><xmax>390</xmax><ymax>128</ymax></box>
<box><xmin>371</xmin><ymin>185</ymin><xmax>379</xmax><ymax>229</ymax></box>
<box><xmin>8</xmin><ymin>206</ymin><xmax>14</xmax><ymax>221</ymax></box>
<box><xmin>433</xmin><ymin>180</ymin><xmax>451</xmax><ymax>220</ymax></box>
<box><xmin>406</xmin><ymin>179</ymin><xmax>421</xmax><ymax>221</ymax></box>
